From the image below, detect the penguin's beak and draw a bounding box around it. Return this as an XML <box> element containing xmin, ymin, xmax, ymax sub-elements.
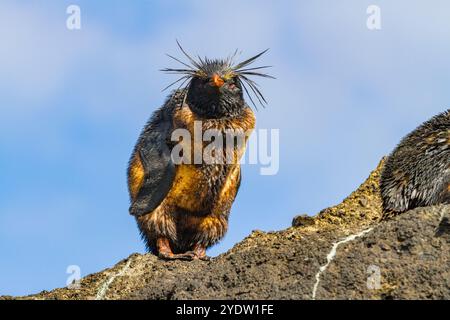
<box><xmin>211</xmin><ymin>74</ymin><xmax>224</xmax><ymax>88</ymax></box>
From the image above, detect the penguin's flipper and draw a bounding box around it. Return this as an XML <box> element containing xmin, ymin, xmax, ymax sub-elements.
<box><xmin>129</xmin><ymin>117</ymin><xmax>176</xmax><ymax>217</ymax></box>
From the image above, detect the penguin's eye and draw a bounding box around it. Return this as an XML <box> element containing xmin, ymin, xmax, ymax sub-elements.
<box><xmin>228</xmin><ymin>77</ymin><xmax>239</xmax><ymax>89</ymax></box>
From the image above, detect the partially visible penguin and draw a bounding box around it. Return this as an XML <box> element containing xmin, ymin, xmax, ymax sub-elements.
<box><xmin>380</xmin><ymin>109</ymin><xmax>450</xmax><ymax>219</ymax></box>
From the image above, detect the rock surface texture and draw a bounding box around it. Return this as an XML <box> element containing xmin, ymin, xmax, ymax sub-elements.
<box><xmin>2</xmin><ymin>159</ymin><xmax>449</xmax><ymax>300</ymax></box>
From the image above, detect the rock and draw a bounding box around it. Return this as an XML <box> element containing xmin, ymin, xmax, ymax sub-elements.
<box><xmin>292</xmin><ymin>214</ymin><xmax>315</xmax><ymax>227</ymax></box>
<box><xmin>359</xmin><ymin>198</ymin><xmax>368</xmax><ymax>207</ymax></box>
<box><xmin>314</xmin><ymin>205</ymin><xmax>450</xmax><ymax>299</ymax></box>
<box><xmin>3</xmin><ymin>159</ymin><xmax>449</xmax><ymax>300</ymax></box>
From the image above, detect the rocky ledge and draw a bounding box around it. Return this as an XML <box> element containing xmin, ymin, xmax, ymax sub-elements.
<box><xmin>2</xmin><ymin>159</ymin><xmax>449</xmax><ymax>300</ymax></box>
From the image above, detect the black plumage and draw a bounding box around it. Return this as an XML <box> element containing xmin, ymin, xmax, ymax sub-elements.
<box><xmin>380</xmin><ymin>109</ymin><xmax>450</xmax><ymax>218</ymax></box>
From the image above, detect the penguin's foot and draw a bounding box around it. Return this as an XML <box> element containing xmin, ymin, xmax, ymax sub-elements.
<box><xmin>158</xmin><ymin>251</ymin><xmax>196</xmax><ymax>261</ymax></box>
<box><xmin>192</xmin><ymin>244</ymin><xmax>211</xmax><ymax>261</ymax></box>
<box><xmin>156</xmin><ymin>238</ymin><xmax>210</xmax><ymax>261</ymax></box>
<box><xmin>157</xmin><ymin>237</ymin><xmax>196</xmax><ymax>260</ymax></box>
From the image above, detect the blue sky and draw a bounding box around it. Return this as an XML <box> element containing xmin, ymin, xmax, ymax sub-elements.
<box><xmin>1</xmin><ymin>0</ymin><xmax>449</xmax><ymax>296</ymax></box>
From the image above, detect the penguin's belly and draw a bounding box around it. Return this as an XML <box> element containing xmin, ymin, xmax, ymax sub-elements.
<box><xmin>168</xmin><ymin>164</ymin><xmax>229</xmax><ymax>213</ymax></box>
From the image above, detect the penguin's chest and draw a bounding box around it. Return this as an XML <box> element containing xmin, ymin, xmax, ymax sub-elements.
<box><xmin>168</xmin><ymin>105</ymin><xmax>255</xmax><ymax>213</ymax></box>
<box><xmin>168</xmin><ymin>121</ymin><xmax>243</xmax><ymax>213</ymax></box>
<box><xmin>172</xmin><ymin>118</ymin><xmax>242</xmax><ymax>212</ymax></box>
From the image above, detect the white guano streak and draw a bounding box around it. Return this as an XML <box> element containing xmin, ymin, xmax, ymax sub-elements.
<box><xmin>95</xmin><ymin>259</ymin><xmax>132</xmax><ymax>300</ymax></box>
<box><xmin>312</xmin><ymin>227</ymin><xmax>374</xmax><ymax>300</ymax></box>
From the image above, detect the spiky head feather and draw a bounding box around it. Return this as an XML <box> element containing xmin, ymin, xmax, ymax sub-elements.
<box><xmin>161</xmin><ymin>40</ymin><xmax>274</xmax><ymax>110</ymax></box>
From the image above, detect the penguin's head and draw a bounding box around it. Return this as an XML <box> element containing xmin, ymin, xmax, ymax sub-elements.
<box><xmin>162</xmin><ymin>41</ymin><xmax>274</xmax><ymax>118</ymax></box>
